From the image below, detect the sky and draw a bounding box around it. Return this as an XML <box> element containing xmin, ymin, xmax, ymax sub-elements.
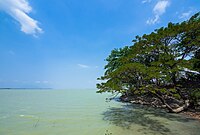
<box><xmin>0</xmin><ymin>0</ymin><xmax>200</xmax><ymax>89</ymax></box>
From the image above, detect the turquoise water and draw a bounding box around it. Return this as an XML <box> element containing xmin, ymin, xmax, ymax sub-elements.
<box><xmin>0</xmin><ymin>89</ymin><xmax>200</xmax><ymax>135</ymax></box>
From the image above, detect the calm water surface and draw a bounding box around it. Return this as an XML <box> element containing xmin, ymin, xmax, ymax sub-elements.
<box><xmin>0</xmin><ymin>89</ymin><xmax>200</xmax><ymax>135</ymax></box>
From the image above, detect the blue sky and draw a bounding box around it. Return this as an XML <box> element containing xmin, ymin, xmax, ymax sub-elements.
<box><xmin>0</xmin><ymin>0</ymin><xmax>200</xmax><ymax>89</ymax></box>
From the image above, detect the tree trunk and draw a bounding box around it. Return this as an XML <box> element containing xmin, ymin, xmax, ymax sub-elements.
<box><xmin>168</xmin><ymin>100</ymin><xmax>189</xmax><ymax>113</ymax></box>
<box><xmin>153</xmin><ymin>92</ymin><xmax>190</xmax><ymax>113</ymax></box>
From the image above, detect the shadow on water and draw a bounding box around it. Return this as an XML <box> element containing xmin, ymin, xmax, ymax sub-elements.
<box><xmin>102</xmin><ymin>103</ymin><xmax>195</xmax><ymax>135</ymax></box>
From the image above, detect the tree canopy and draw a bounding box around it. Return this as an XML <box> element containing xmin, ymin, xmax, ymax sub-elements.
<box><xmin>97</xmin><ymin>12</ymin><xmax>200</xmax><ymax>113</ymax></box>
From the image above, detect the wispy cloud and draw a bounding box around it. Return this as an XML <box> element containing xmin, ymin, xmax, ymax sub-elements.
<box><xmin>142</xmin><ymin>0</ymin><xmax>152</xmax><ymax>4</ymax></box>
<box><xmin>147</xmin><ymin>15</ymin><xmax>160</xmax><ymax>25</ymax></box>
<box><xmin>0</xmin><ymin>0</ymin><xmax>43</xmax><ymax>36</ymax></box>
<box><xmin>146</xmin><ymin>0</ymin><xmax>170</xmax><ymax>25</ymax></box>
<box><xmin>77</xmin><ymin>64</ymin><xmax>90</xmax><ymax>68</ymax></box>
<box><xmin>35</xmin><ymin>80</ymin><xmax>49</xmax><ymax>84</ymax></box>
<box><xmin>153</xmin><ymin>0</ymin><xmax>169</xmax><ymax>15</ymax></box>
<box><xmin>179</xmin><ymin>10</ymin><xmax>193</xmax><ymax>20</ymax></box>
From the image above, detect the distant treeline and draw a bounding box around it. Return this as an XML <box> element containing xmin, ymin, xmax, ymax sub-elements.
<box><xmin>0</xmin><ymin>88</ymin><xmax>52</xmax><ymax>90</ymax></box>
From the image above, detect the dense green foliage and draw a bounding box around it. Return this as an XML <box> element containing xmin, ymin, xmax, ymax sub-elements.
<box><xmin>97</xmin><ymin>13</ymin><xmax>200</xmax><ymax>110</ymax></box>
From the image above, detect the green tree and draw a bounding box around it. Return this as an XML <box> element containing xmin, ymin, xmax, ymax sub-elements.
<box><xmin>97</xmin><ymin>12</ymin><xmax>200</xmax><ymax>113</ymax></box>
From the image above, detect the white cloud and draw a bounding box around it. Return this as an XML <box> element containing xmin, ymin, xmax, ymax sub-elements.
<box><xmin>35</xmin><ymin>80</ymin><xmax>49</xmax><ymax>84</ymax></box>
<box><xmin>0</xmin><ymin>0</ymin><xmax>43</xmax><ymax>35</ymax></box>
<box><xmin>142</xmin><ymin>0</ymin><xmax>152</xmax><ymax>4</ymax></box>
<box><xmin>77</xmin><ymin>64</ymin><xmax>90</xmax><ymax>68</ymax></box>
<box><xmin>179</xmin><ymin>10</ymin><xmax>193</xmax><ymax>20</ymax></box>
<box><xmin>146</xmin><ymin>15</ymin><xmax>159</xmax><ymax>25</ymax></box>
<box><xmin>153</xmin><ymin>0</ymin><xmax>169</xmax><ymax>15</ymax></box>
<box><xmin>147</xmin><ymin>0</ymin><xmax>170</xmax><ymax>25</ymax></box>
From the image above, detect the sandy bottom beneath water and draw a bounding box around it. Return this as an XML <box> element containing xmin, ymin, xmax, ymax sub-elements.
<box><xmin>0</xmin><ymin>89</ymin><xmax>200</xmax><ymax>135</ymax></box>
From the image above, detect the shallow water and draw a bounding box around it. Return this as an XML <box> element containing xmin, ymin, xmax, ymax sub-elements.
<box><xmin>0</xmin><ymin>89</ymin><xmax>200</xmax><ymax>135</ymax></box>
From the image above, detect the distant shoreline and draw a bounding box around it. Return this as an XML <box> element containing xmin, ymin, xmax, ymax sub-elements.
<box><xmin>0</xmin><ymin>88</ymin><xmax>53</xmax><ymax>90</ymax></box>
